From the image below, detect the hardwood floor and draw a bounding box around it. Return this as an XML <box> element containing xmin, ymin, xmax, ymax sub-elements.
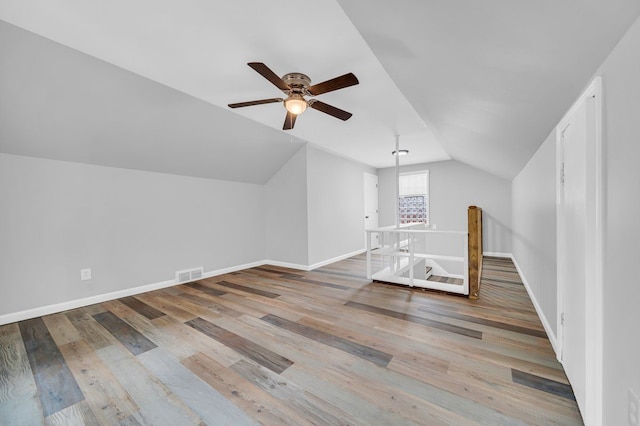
<box><xmin>0</xmin><ymin>255</ymin><xmax>583</xmax><ymax>425</ymax></box>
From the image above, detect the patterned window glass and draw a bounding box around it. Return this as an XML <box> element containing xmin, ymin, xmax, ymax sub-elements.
<box><xmin>398</xmin><ymin>171</ymin><xmax>429</xmax><ymax>224</ymax></box>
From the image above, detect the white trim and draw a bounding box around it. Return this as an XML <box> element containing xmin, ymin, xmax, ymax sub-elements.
<box><xmin>201</xmin><ymin>260</ymin><xmax>265</xmax><ymax>279</ymax></box>
<box><xmin>592</xmin><ymin>76</ymin><xmax>604</xmax><ymax>426</ymax></box>
<box><xmin>511</xmin><ymin>255</ymin><xmax>559</xmax><ymax>355</ymax></box>
<box><xmin>265</xmin><ymin>249</ymin><xmax>367</xmax><ymax>272</ymax></box>
<box><xmin>307</xmin><ymin>248</ymin><xmax>367</xmax><ymax>271</ymax></box>
<box><xmin>482</xmin><ymin>251</ymin><xmax>513</xmax><ymax>258</ymax></box>
<box><xmin>263</xmin><ymin>260</ymin><xmax>310</xmax><ymax>271</ymax></box>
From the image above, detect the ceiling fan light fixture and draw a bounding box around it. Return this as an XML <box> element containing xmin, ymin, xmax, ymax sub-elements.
<box><xmin>284</xmin><ymin>95</ymin><xmax>308</xmax><ymax>115</ymax></box>
<box><xmin>392</xmin><ymin>149</ymin><xmax>409</xmax><ymax>156</ymax></box>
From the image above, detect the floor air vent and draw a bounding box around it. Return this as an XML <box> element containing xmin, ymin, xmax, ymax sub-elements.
<box><xmin>175</xmin><ymin>267</ymin><xmax>204</xmax><ymax>284</ymax></box>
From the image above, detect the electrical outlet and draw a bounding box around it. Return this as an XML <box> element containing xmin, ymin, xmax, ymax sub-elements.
<box><xmin>630</xmin><ymin>388</ymin><xmax>640</xmax><ymax>426</ymax></box>
<box><xmin>80</xmin><ymin>268</ymin><xmax>92</xmax><ymax>281</ymax></box>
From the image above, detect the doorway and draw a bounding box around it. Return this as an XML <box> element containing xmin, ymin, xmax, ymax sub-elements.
<box><xmin>364</xmin><ymin>173</ymin><xmax>379</xmax><ymax>249</ymax></box>
<box><xmin>556</xmin><ymin>76</ymin><xmax>602</xmax><ymax>425</ymax></box>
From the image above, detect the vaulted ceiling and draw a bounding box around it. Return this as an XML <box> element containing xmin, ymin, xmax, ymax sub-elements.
<box><xmin>1</xmin><ymin>1</ymin><xmax>639</xmax><ymax>183</ymax></box>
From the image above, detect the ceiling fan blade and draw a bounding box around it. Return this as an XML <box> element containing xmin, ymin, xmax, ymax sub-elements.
<box><xmin>248</xmin><ymin>62</ymin><xmax>291</xmax><ymax>92</ymax></box>
<box><xmin>307</xmin><ymin>73</ymin><xmax>359</xmax><ymax>96</ymax></box>
<box><xmin>283</xmin><ymin>111</ymin><xmax>297</xmax><ymax>130</ymax></box>
<box><xmin>228</xmin><ymin>98</ymin><xmax>283</xmax><ymax>108</ymax></box>
<box><xmin>309</xmin><ymin>100</ymin><xmax>353</xmax><ymax>121</ymax></box>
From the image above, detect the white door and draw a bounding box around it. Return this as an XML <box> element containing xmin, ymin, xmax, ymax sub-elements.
<box><xmin>364</xmin><ymin>173</ymin><xmax>379</xmax><ymax>249</ymax></box>
<box><xmin>559</xmin><ymin>107</ymin><xmax>587</xmax><ymax>411</ymax></box>
<box><xmin>557</xmin><ymin>82</ymin><xmax>600</xmax><ymax>423</ymax></box>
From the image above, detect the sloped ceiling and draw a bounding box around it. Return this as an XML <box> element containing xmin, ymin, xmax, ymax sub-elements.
<box><xmin>1</xmin><ymin>1</ymin><xmax>639</xmax><ymax>182</ymax></box>
<box><xmin>0</xmin><ymin>21</ymin><xmax>303</xmax><ymax>184</ymax></box>
<box><xmin>337</xmin><ymin>0</ymin><xmax>640</xmax><ymax>179</ymax></box>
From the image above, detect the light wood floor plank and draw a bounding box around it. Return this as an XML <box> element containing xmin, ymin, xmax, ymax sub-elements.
<box><xmin>58</xmin><ymin>339</ymin><xmax>138</xmax><ymax>424</ymax></box>
<box><xmin>44</xmin><ymin>400</ymin><xmax>99</xmax><ymax>426</ymax></box>
<box><xmin>231</xmin><ymin>358</ymin><xmax>361</xmax><ymax>426</ymax></box>
<box><xmin>182</xmin><ymin>351</ymin><xmax>314</xmax><ymax>426</ymax></box>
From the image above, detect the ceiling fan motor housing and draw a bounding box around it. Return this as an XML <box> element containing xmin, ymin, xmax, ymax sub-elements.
<box><xmin>282</xmin><ymin>72</ymin><xmax>311</xmax><ymax>94</ymax></box>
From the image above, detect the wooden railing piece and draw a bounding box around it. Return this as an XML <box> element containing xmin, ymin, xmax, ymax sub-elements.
<box><xmin>468</xmin><ymin>206</ymin><xmax>483</xmax><ymax>299</ymax></box>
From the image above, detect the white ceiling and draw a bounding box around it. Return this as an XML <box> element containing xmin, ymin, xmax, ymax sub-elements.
<box><xmin>1</xmin><ymin>1</ymin><xmax>639</xmax><ymax>181</ymax></box>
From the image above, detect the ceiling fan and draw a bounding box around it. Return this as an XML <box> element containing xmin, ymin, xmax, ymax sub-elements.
<box><xmin>228</xmin><ymin>62</ymin><xmax>359</xmax><ymax>130</ymax></box>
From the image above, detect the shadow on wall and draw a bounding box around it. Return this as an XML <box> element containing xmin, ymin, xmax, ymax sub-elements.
<box><xmin>482</xmin><ymin>212</ymin><xmax>512</xmax><ymax>254</ymax></box>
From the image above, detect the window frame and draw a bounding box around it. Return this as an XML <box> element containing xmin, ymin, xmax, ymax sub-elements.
<box><xmin>398</xmin><ymin>170</ymin><xmax>429</xmax><ymax>225</ymax></box>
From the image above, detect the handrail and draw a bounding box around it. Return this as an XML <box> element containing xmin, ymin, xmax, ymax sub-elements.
<box><xmin>366</xmin><ymin>226</ymin><xmax>466</xmax><ymax>235</ymax></box>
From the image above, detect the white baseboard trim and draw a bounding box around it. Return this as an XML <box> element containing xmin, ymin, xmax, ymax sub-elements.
<box><xmin>511</xmin><ymin>254</ymin><xmax>559</xmax><ymax>356</ymax></box>
<box><xmin>265</xmin><ymin>249</ymin><xmax>367</xmax><ymax>272</ymax></box>
<box><xmin>201</xmin><ymin>260</ymin><xmax>265</xmax><ymax>279</ymax></box>
<box><xmin>307</xmin><ymin>248</ymin><xmax>367</xmax><ymax>271</ymax></box>
<box><xmin>483</xmin><ymin>251</ymin><xmax>513</xmax><ymax>258</ymax></box>
<box><xmin>263</xmin><ymin>260</ymin><xmax>311</xmax><ymax>271</ymax></box>
<box><xmin>0</xmin><ymin>260</ymin><xmax>265</xmax><ymax>326</ymax></box>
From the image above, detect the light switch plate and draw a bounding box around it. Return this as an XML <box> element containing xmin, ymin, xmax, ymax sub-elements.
<box><xmin>630</xmin><ymin>388</ymin><xmax>640</xmax><ymax>426</ymax></box>
<box><xmin>80</xmin><ymin>268</ymin><xmax>92</xmax><ymax>281</ymax></box>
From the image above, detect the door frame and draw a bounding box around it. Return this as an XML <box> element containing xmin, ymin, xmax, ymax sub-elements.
<box><xmin>363</xmin><ymin>172</ymin><xmax>379</xmax><ymax>249</ymax></box>
<box><xmin>556</xmin><ymin>76</ymin><xmax>603</xmax><ymax>425</ymax></box>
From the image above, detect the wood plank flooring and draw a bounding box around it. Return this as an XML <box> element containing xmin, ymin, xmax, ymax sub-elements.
<box><xmin>0</xmin><ymin>255</ymin><xmax>584</xmax><ymax>425</ymax></box>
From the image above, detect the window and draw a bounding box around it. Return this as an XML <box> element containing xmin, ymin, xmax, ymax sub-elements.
<box><xmin>398</xmin><ymin>171</ymin><xmax>429</xmax><ymax>224</ymax></box>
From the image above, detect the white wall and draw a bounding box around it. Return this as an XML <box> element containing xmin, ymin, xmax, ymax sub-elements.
<box><xmin>378</xmin><ymin>160</ymin><xmax>512</xmax><ymax>254</ymax></box>
<box><xmin>0</xmin><ymin>153</ymin><xmax>265</xmax><ymax>318</ymax></box>
<box><xmin>596</xmin><ymin>16</ymin><xmax>640</xmax><ymax>426</ymax></box>
<box><xmin>511</xmin><ymin>16</ymin><xmax>640</xmax><ymax>425</ymax></box>
<box><xmin>264</xmin><ymin>146</ymin><xmax>309</xmax><ymax>266</ymax></box>
<box><xmin>306</xmin><ymin>145</ymin><xmax>376</xmax><ymax>266</ymax></box>
<box><xmin>511</xmin><ymin>130</ymin><xmax>558</xmax><ymax>341</ymax></box>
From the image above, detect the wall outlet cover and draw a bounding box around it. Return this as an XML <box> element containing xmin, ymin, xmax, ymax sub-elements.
<box><xmin>80</xmin><ymin>268</ymin><xmax>92</xmax><ymax>281</ymax></box>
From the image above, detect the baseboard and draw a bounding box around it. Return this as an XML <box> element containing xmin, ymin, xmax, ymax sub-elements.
<box><xmin>307</xmin><ymin>248</ymin><xmax>367</xmax><ymax>271</ymax></box>
<box><xmin>263</xmin><ymin>260</ymin><xmax>311</xmax><ymax>271</ymax></box>
<box><xmin>201</xmin><ymin>260</ymin><xmax>265</xmax><ymax>279</ymax></box>
<box><xmin>0</xmin><ymin>260</ymin><xmax>266</xmax><ymax>326</ymax></box>
<box><xmin>511</xmin><ymin>255</ymin><xmax>559</xmax><ymax>356</ymax></box>
<box><xmin>483</xmin><ymin>251</ymin><xmax>513</xmax><ymax>258</ymax></box>
<box><xmin>265</xmin><ymin>248</ymin><xmax>367</xmax><ymax>272</ymax></box>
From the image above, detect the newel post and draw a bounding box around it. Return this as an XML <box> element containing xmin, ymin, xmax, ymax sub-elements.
<box><xmin>468</xmin><ymin>206</ymin><xmax>483</xmax><ymax>299</ymax></box>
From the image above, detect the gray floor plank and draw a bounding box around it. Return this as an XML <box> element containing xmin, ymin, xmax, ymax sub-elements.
<box><xmin>96</xmin><ymin>344</ymin><xmax>203</xmax><ymax>426</ymax></box>
<box><xmin>18</xmin><ymin>318</ymin><xmax>84</xmax><ymax>417</ymax></box>
<box><xmin>138</xmin><ymin>347</ymin><xmax>258</xmax><ymax>426</ymax></box>
<box><xmin>0</xmin><ymin>324</ymin><xmax>43</xmax><ymax>425</ymax></box>
<box><xmin>93</xmin><ymin>311</ymin><xmax>157</xmax><ymax>356</ymax></box>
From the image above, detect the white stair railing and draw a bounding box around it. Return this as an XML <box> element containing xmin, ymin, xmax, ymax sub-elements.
<box><xmin>366</xmin><ymin>224</ymin><xmax>469</xmax><ymax>295</ymax></box>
